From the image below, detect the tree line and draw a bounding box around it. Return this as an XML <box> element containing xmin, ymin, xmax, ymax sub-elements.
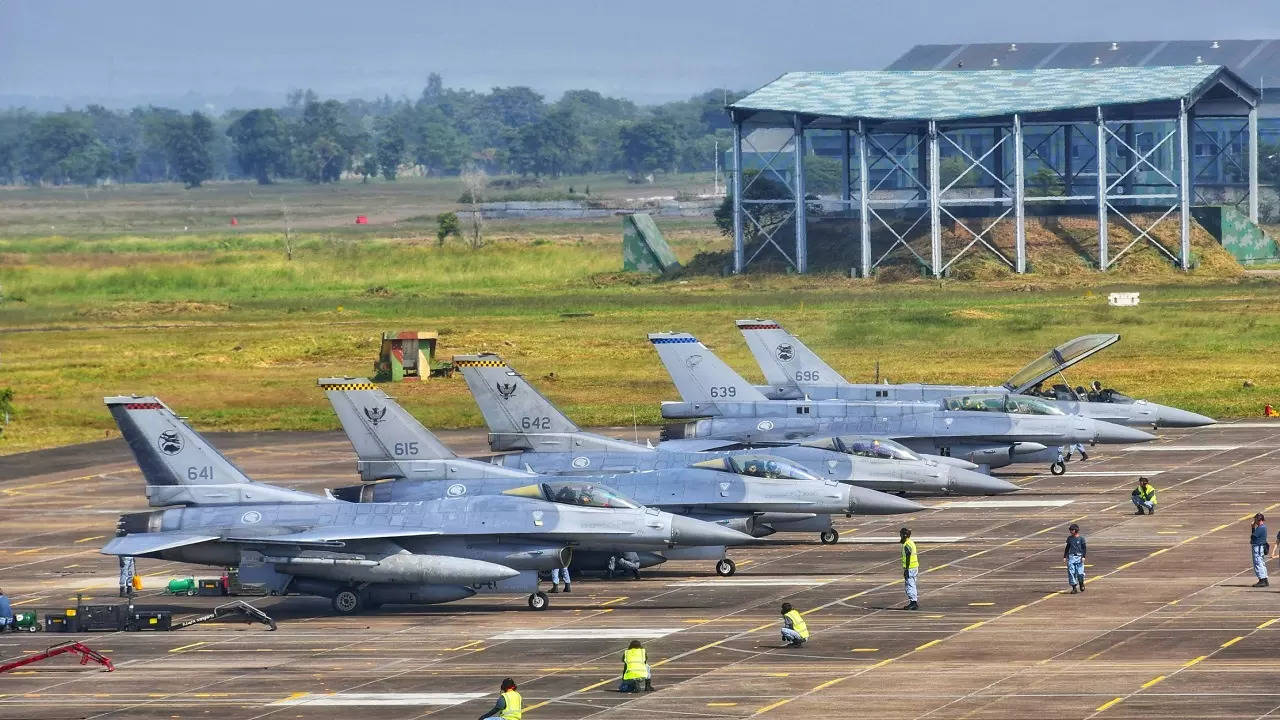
<box><xmin>0</xmin><ymin>74</ymin><xmax>744</xmax><ymax>188</ymax></box>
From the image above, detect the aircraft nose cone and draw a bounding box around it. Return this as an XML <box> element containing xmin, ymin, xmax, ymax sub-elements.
<box><xmin>847</xmin><ymin>485</ymin><xmax>925</xmax><ymax>515</ymax></box>
<box><xmin>1093</xmin><ymin>419</ymin><xmax>1157</xmax><ymax>444</ymax></box>
<box><xmin>669</xmin><ymin>514</ymin><xmax>755</xmax><ymax>547</ymax></box>
<box><xmin>1154</xmin><ymin>405</ymin><xmax>1217</xmax><ymax>427</ymax></box>
<box><xmin>947</xmin><ymin>467</ymin><xmax>1020</xmax><ymax>495</ymax></box>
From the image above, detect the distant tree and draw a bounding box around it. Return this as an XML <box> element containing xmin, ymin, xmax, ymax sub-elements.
<box><xmin>938</xmin><ymin>155</ymin><xmax>973</xmax><ymax>189</ymax></box>
<box><xmin>226</xmin><ymin>109</ymin><xmax>290</xmax><ymax>184</ymax></box>
<box><xmin>803</xmin><ymin>154</ymin><xmax>842</xmax><ymax>195</ymax></box>
<box><xmin>143</xmin><ymin>111</ymin><xmax>214</xmax><ymax>187</ymax></box>
<box><xmin>291</xmin><ymin>99</ymin><xmax>355</xmax><ymax>183</ymax></box>
<box><xmin>435</xmin><ymin>211</ymin><xmax>460</xmax><ymax>246</ymax></box>
<box><xmin>376</xmin><ymin>129</ymin><xmax>406</xmax><ymax>180</ymax></box>
<box><xmin>460</xmin><ymin>168</ymin><xmax>487</xmax><ymax>249</ymax></box>
<box><xmin>0</xmin><ymin>386</ymin><xmax>13</xmax><ymax>435</ymax></box>
<box><xmin>511</xmin><ymin>107</ymin><xmax>583</xmax><ymax>177</ymax></box>
<box><xmin>358</xmin><ymin>154</ymin><xmax>378</xmax><ymax>183</ymax></box>
<box><xmin>413</xmin><ymin>113</ymin><xmax>468</xmax><ymax>175</ymax></box>
<box><xmin>714</xmin><ymin>170</ymin><xmax>793</xmax><ymax>237</ymax></box>
<box><xmin>620</xmin><ymin>118</ymin><xmax>684</xmax><ymax>174</ymax></box>
<box><xmin>1029</xmin><ymin>166</ymin><xmax>1064</xmax><ymax>197</ymax></box>
<box><xmin>22</xmin><ymin>113</ymin><xmax>111</xmax><ymax>185</ymax></box>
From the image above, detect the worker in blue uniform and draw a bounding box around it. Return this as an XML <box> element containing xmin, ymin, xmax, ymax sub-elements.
<box><xmin>1252</xmin><ymin>513</ymin><xmax>1269</xmax><ymax>588</ymax></box>
<box><xmin>1064</xmin><ymin>523</ymin><xmax>1087</xmax><ymax>593</ymax></box>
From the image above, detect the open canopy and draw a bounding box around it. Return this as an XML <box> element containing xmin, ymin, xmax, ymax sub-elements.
<box><xmin>1004</xmin><ymin>334</ymin><xmax>1120</xmax><ymax>394</ymax></box>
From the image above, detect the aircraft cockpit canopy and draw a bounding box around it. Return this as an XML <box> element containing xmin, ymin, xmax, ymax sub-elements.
<box><xmin>505</xmin><ymin>481</ymin><xmax>640</xmax><ymax>509</ymax></box>
<box><xmin>802</xmin><ymin>435</ymin><xmax>923</xmax><ymax>461</ymax></box>
<box><xmin>943</xmin><ymin>393</ymin><xmax>1065</xmax><ymax>416</ymax></box>
<box><xmin>692</xmin><ymin>454</ymin><xmax>820</xmax><ymax>482</ymax></box>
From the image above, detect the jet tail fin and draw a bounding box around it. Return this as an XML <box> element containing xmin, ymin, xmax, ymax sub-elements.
<box><xmin>647</xmin><ymin>332</ymin><xmax>768</xmax><ymax>402</ymax></box>
<box><xmin>454</xmin><ymin>354</ymin><xmax>588</xmax><ymax>451</ymax></box>
<box><xmin>105</xmin><ymin>396</ymin><xmax>317</xmax><ymax>506</ymax></box>
<box><xmin>319</xmin><ymin>377</ymin><xmax>456</xmax><ymax>480</ymax></box>
<box><xmin>737</xmin><ymin>319</ymin><xmax>847</xmax><ymax>387</ymax></box>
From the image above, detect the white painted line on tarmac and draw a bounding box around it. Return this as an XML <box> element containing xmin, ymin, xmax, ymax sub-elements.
<box><xmin>1058</xmin><ymin>471</ymin><xmax>1164</xmax><ymax>476</ymax></box>
<box><xmin>840</xmin><ymin>535</ymin><xmax>965</xmax><ymax>544</ymax></box>
<box><xmin>939</xmin><ymin>499</ymin><xmax>1074</xmax><ymax>509</ymax></box>
<box><xmin>272</xmin><ymin>692</ymin><xmax>488</xmax><ymax>706</ymax></box>
<box><xmin>1121</xmin><ymin>444</ymin><xmax>1241</xmax><ymax>451</ymax></box>
<box><xmin>490</xmin><ymin>628</ymin><xmax>682</xmax><ymax>640</ymax></box>
<box><xmin>1208</xmin><ymin>423</ymin><xmax>1280</xmax><ymax>429</ymax></box>
<box><xmin>668</xmin><ymin>578</ymin><xmax>837</xmax><ymax>587</ymax></box>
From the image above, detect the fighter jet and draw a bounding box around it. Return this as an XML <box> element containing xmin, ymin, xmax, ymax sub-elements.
<box><xmin>647</xmin><ymin>333</ymin><xmax>1156</xmax><ymax>472</ymax></box>
<box><xmin>320</xmin><ymin>378</ymin><xmax>920</xmax><ymax>562</ymax></box>
<box><xmin>738</xmin><ymin>321</ymin><xmax>1215</xmax><ymax>429</ymax></box>
<box><xmin>449</xmin><ymin>353</ymin><xmax>1016</xmax><ymax>508</ymax></box>
<box><xmin>102</xmin><ymin>395</ymin><xmax>750</xmax><ymax>613</ymax></box>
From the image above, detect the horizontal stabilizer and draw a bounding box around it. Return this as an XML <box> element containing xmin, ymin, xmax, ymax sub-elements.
<box><xmin>101</xmin><ymin>532</ymin><xmax>218</xmax><ymax>556</ymax></box>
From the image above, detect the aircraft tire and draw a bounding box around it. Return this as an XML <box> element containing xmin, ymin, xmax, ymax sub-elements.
<box><xmin>331</xmin><ymin>587</ymin><xmax>363</xmax><ymax>615</ymax></box>
<box><xmin>1050</xmin><ymin>461</ymin><xmax>1067</xmax><ymax>476</ymax></box>
<box><xmin>528</xmin><ymin>591</ymin><xmax>549</xmax><ymax>610</ymax></box>
<box><xmin>715</xmin><ymin>558</ymin><xmax>737</xmax><ymax>577</ymax></box>
<box><xmin>820</xmin><ymin>530</ymin><xmax>839</xmax><ymax>545</ymax></box>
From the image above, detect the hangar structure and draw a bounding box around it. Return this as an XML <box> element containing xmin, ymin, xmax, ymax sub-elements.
<box><xmin>726</xmin><ymin>66</ymin><xmax>1260</xmax><ymax>275</ymax></box>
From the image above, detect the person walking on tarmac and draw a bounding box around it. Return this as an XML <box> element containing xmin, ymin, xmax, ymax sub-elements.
<box><xmin>0</xmin><ymin>588</ymin><xmax>13</xmax><ymax>632</ymax></box>
<box><xmin>780</xmin><ymin>603</ymin><xmax>810</xmax><ymax>647</ymax></box>
<box><xmin>550</xmin><ymin>565</ymin><xmax>571</xmax><ymax>593</ymax></box>
<box><xmin>1064</xmin><ymin>523</ymin><xmax>1087</xmax><ymax>593</ymax></box>
<box><xmin>901</xmin><ymin>527</ymin><xmax>920</xmax><ymax>610</ymax></box>
<box><xmin>1252</xmin><ymin>513</ymin><xmax>1270</xmax><ymax>587</ymax></box>
<box><xmin>479</xmin><ymin>677</ymin><xmax>522</xmax><ymax>720</ymax></box>
<box><xmin>1131</xmin><ymin>477</ymin><xmax>1157</xmax><ymax>515</ymax></box>
<box><xmin>619</xmin><ymin>640</ymin><xmax>654</xmax><ymax>692</ymax></box>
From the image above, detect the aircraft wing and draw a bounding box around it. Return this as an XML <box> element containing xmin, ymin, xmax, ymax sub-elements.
<box><xmin>225</xmin><ymin>528</ymin><xmax>445</xmax><ymax>544</ymax></box>
<box><xmin>101</xmin><ymin>532</ymin><xmax>219</xmax><ymax>556</ymax></box>
<box><xmin>657</xmin><ymin>438</ymin><xmax>755</xmax><ymax>452</ymax></box>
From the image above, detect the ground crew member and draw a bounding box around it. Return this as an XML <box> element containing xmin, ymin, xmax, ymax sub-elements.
<box><xmin>550</xmin><ymin>565</ymin><xmax>571</xmax><ymax>593</ymax></box>
<box><xmin>0</xmin><ymin>588</ymin><xmax>12</xmax><ymax>632</ymax></box>
<box><xmin>479</xmin><ymin>677</ymin><xmax>522</xmax><ymax>720</ymax></box>
<box><xmin>619</xmin><ymin>639</ymin><xmax>654</xmax><ymax>692</ymax></box>
<box><xmin>1131</xmin><ymin>477</ymin><xmax>1157</xmax><ymax>515</ymax></box>
<box><xmin>608</xmin><ymin>553</ymin><xmax>641</xmax><ymax>580</ymax></box>
<box><xmin>1252</xmin><ymin>513</ymin><xmax>1270</xmax><ymax>587</ymax></box>
<box><xmin>1064</xmin><ymin>523</ymin><xmax>1087</xmax><ymax>593</ymax></box>
<box><xmin>780</xmin><ymin>602</ymin><xmax>809</xmax><ymax>647</ymax></box>
<box><xmin>901</xmin><ymin>527</ymin><xmax>919</xmax><ymax>610</ymax></box>
<box><xmin>1066</xmin><ymin>442</ymin><xmax>1088</xmax><ymax>462</ymax></box>
<box><xmin>119</xmin><ymin>556</ymin><xmax>136</xmax><ymax>598</ymax></box>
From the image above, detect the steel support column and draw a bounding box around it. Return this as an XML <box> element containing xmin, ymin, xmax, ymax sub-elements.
<box><xmin>857</xmin><ymin>122</ymin><xmax>871</xmax><ymax>278</ymax></box>
<box><xmin>1063</xmin><ymin>124</ymin><xmax>1074</xmax><ymax>196</ymax></box>
<box><xmin>928</xmin><ymin>120</ymin><xmax>941</xmax><ymax>276</ymax></box>
<box><xmin>1014</xmin><ymin>114</ymin><xmax>1026</xmax><ymax>273</ymax></box>
<box><xmin>841</xmin><ymin>128</ymin><xmax>851</xmax><ymax>207</ymax></box>
<box><xmin>1249</xmin><ymin>105</ymin><xmax>1260</xmax><ymax>223</ymax></box>
<box><xmin>1096</xmin><ymin>108</ymin><xmax>1108</xmax><ymax>269</ymax></box>
<box><xmin>793</xmin><ymin>114</ymin><xmax>807</xmax><ymax>273</ymax></box>
<box><xmin>1178</xmin><ymin>100</ymin><xmax>1191</xmax><ymax>270</ymax></box>
<box><xmin>992</xmin><ymin>128</ymin><xmax>1005</xmax><ymax>198</ymax></box>
<box><xmin>731</xmin><ymin>120</ymin><xmax>744</xmax><ymax>273</ymax></box>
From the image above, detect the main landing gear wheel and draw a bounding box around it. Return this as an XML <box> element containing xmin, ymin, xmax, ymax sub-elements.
<box><xmin>528</xmin><ymin>591</ymin><xmax>549</xmax><ymax>610</ymax></box>
<box><xmin>820</xmin><ymin>529</ymin><xmax>839</xmax><ymax>545</ymax></box>
<box><xmin>1050</xmin><ymin>461</ymin><xmax>1067</xmax><ymax>476</ymax></box>
<box><xmin>331</xmin><ymin>586</ymin><xmax>363</xmax><ymax>615</ymax></box>
<box><xmin>715</xmin><ymin>558</ymin><xmax>737</xmax><ymax>577</ymax></box>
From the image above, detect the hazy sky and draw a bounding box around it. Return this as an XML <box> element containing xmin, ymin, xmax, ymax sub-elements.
<box><xmin>3</xmin><ymin>0</ymin><xmax>1279</xmax><ymax>109</ymax></box>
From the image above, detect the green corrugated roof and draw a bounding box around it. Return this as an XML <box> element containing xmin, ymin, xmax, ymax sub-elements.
<box><xmin>731</xmin><ymin>66</ymin><xmax>1226</xmax><ymax>121</ymax></box>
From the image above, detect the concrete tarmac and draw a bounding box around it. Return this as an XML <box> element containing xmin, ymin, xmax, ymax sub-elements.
<box><xmin>2</xmin><ymin>424</ymin><xmax>1280</xmax><ymax>719</ymax></box>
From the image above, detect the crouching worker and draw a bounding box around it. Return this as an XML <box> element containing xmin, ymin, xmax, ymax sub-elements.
<box><xmin>780</xmin><ymin>603</ymin><xmax>809</xmax><ymax>647</ymax></box>
<box><xmin>479</xmin><ymin>678</ymin><xmax>521</xmax><ymax>720</ymax></box>
<box><xmin>1131</xmin><ymin>477</ymin><xmax>1157</xmax><ymax>515</ymax></box>
<box><xmin>618</xmin><ymin>640</ymin><xmax>654</xmax><ymax>692</ymax></box>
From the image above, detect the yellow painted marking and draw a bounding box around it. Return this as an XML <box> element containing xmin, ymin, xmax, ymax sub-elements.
<box><xmin>445</xmin><ymin>640</ymin><xmax>483</xmax><ymax>651</ymax></box>
<box><xmin>1258</xmin><ymin>618</ymin><xmax>1280</xmax><ymax>629</ymax></box>
<box><xmin>1096</xmin><ymin>697</ymin><xmax>1124</xmax><ymax>712</ymax></box>
<box><xmin>968</xmin><ymin>602</ymin><xmax>994</xmax><ymax>606</ymax></box>
<box><xmin>1141</xmin><ymin>675</ymin><xmax>1166</xmax><ymax>688</ymax></box>
<box><xmin>962</xmin><ymin>622</ymin><xmax>986</xmax><ymax>632</ymax></box>
<box><xmin>916</xmin><ymin>639</ymin><xmax>942</xmax><ymax>651</ymax></box>
<box><xmin>74</xmin><ymin>535</ymin><xmax>105</xmax><ymax>544</ymax></box>
<box><xmin>812</xmin><ymin>677</ymin><xmax>846</xmax><ymax>691</ymax></box>
<box><xmin>600</xmin><ymin>596</ymin><xmax>628</xmax><ymax>607</ymax></box>
<box><xmin>1156</xmin><ymin>531</ymin><xmax>1178</xmax><ymax>534</ymax></box>
<box><xmin>737</xmin><ymin>559</ymin><xmax>754</xmax><ymax>566</ymax></box>
<box><xmin>757</xmin><ymin>699</ymin><xmax>793</xmax><ymax>714</ymax></box>
<box><xmin>15</xmin><ymin>547</ymin><xmax>48</xmax><ymax>555</ymax></box>
<box><xmin>168</xmin><ymin>642</ymin><xmax>207</xmax><ymax>654</ymax></box>
<box><xmin>925</xmin><ymin>563</ymin><xmax>950</xmax><ymax>572</ymax></box>
<box><xmin>768</xmin><ymin>673</ymin><xmax>790</xmax><ymax>677</ymax></box>
<box><xmin>684</xmin><ymin>619</ymin><xmax>711</xmax><ymax>624</ymax></box>
<box><xmin>1211</xmin><ymin>524</ymin><xmax>1231</xmax><ymax>532</ymax></box>
<box><xmin>1041</xmin><ymin>592</ymin><xmax>1060</xmax><ymax>600</ymax></box>
<box><xmin>869</xmin><ymin>659</ymin><xmax>893</xmax><ymax>669</ymax></box>
<box><xmin>1183</xmin><ymin>655</ymin><xmax>1208</xmax><ymax>668</ymax></box>
<box><xmin>1115</xmin><ymin>562</ymin><xmax>1136</xmax><ymax>570</ymax></box>
<box><xmin>1222</xmin><ymin>636</ymin><xmax>1245</xmax><ymax>648</ymax></box>
<box><xmin>707</xmin><ymin>702</ymin><xmax>738</xmax><ymax>707</ymax></box>
<box><xmin>850</xmin><ymin>648</ymin><xmax>877</xmax><ymax>652</ymax></box>
<box><xmin>1148</xmin><ymin>548</ymin><xmax>1169</xmax><ymax>557</ymax></box>
<box><xmin>1001</xmin><ymin>604</ymin><xmax>1028</xmax><ymax>616</ymax></box>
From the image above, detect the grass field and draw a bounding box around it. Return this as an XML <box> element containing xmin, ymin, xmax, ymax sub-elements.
<box><xmin>3</xmin><ymin>178</ymin><xmax>1280</xmax><ymax>455</ymax></box>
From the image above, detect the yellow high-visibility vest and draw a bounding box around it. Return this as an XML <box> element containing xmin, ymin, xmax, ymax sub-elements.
<box><xmin>783</xmin><ymin>609</ymin><xmax>810</xmax><ymax>639</ymax></box>
<box><xmin>622</xmin><ymin>647</ymin><xmax>649</xmax><ymax>680</ymax></box>
<box><xmin>499</xmin><ymin>690</ymin><xmax>522</xmax><ymax>719</ymax></box>
<box><xmin>902</xmin><ymin>538</ymin><xmax>919</xmax><ymax>569</ymax></box>
<box><xmin>1136</xmin><ymin>484</ymin><xmax>1157</xmax><ymax>504</ymax></box>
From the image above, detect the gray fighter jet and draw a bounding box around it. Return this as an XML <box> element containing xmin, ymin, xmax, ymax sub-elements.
<box><xmin>101</xmin><ymin>395</ymin><xmax>750</xmax><ymax>613</ymax></box>
<box><xmin>450</xmin><ymin>353</ymin><xmax>1016</xmax><ymax>509</ymax></box>
<box><xmin>737</xmin><ymin>321</ymin><xmax>1215</xmax><ymax>429</ymax></box>
<box><xmin>647</xmin><ymin>333</ymin><xmax>1156</xmax><ymax>472</ymax></box>
<box><xmin>320</xmin><ymin>378</ymin><xmax>919</xmax><ymax>564</ymax></box>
